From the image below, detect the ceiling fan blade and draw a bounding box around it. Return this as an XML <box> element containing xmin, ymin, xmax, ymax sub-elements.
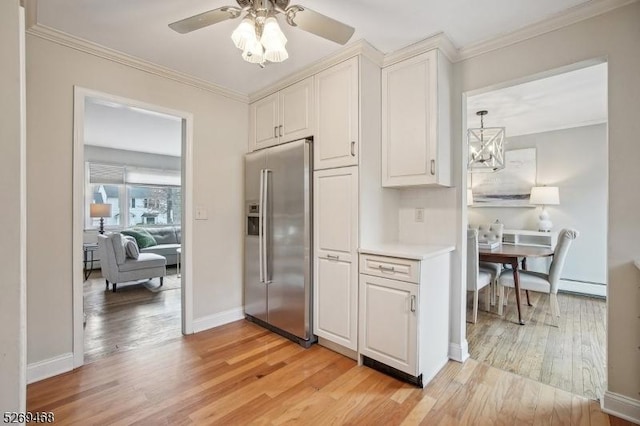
<box><xmin>286</xmin><ymin>5</ymin><xmax>355</xmax><ymax>45</ymax></box>
<box><xmin>169</xmin><ymin>7</ymin><xmax>241</xmax><ymax>34</ymax></box>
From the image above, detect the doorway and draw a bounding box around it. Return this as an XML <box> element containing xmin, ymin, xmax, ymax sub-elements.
<box><xmin>462</xmin><ymin>60</ymin><xmax>608</xmax><ymax>399</ymax></box>
<box><xmin>72</xmin><ymin>87</ymin><xmax>194</xmax><ymax>367</ymax></box>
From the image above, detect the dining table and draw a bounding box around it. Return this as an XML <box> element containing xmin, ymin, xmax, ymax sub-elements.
<box><xmin>479</xmin><ymin>244</ymin><xmax>554</xmax><ymax>325</ymax></box>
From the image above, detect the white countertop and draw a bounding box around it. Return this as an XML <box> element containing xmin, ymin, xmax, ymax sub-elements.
<box><xmin>359</xmin><ymin>243</ymin><xmax>455</xmax><ymax>260</ymax></box>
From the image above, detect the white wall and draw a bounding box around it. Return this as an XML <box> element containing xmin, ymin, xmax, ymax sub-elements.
<box><xmin>469</xmin><ymin>124</ymin><xmax>608</xmax><ymax>284</ymax></box>
<box><xmin>26</xmin><ymin>34</ymin><xmax>248</xmax><ymax>365</ymax></box>
<box><xmin>452</xmin><ymin>2</ymin><xmax>640</xmax><ymax>403</ymax></box>
<box><xmin>0</xmin><ymin>0</ymin><xmax>26</xmax><ymax>412</ymax></box>
<box><xmin>398</xmin><ymin>188</ymin><xmax>457</xmax><ymax>247</ymax></box>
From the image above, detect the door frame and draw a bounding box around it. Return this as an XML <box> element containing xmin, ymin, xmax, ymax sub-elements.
<box><xmin>72</xmin><ymin>86</ymin><xmax>195</xmax><ymax>368</ymax></box>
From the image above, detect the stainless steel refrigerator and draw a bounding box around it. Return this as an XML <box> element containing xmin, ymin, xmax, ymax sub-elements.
<box><xmin>244</xmin><ymin>139</ymin><xmax>315</xmax><ymax>347</ymax></box>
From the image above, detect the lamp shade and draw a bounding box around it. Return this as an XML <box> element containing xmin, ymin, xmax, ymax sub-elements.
<box><xmin>529</xmin><ymin>186</ymin><xmax>560</xmax><ymax>205</ymax></box>
<box><xmin>90</xmin><ymin>203</ymin><xmax>112</xmax><ymax>218</ymax></box>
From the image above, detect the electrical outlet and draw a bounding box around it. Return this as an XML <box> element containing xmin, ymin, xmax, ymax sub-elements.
<box><xmin>415</xmin><ymin>208</ymin><xmax>425</xmax><ymax>223</ymax></box>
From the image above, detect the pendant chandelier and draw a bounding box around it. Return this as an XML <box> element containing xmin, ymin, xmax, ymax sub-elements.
<box><xmin>467</xmin><ymin>110</ymin><xmax>506</xmax><ymax>172</ymax></box>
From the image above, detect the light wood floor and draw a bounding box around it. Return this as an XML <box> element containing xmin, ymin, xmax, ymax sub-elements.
<box><xmin>467</xmin><ymin>288</ymin><xmax>606</xmax><ymax>400</ymax></box>
<box><xmin>28</xmin><ymin>320</ymin><xmax>631</xmax><ymax>425</ymax></box>
<box><xmin>83</xmin><ymin>268</ymin><xmax>182</xmax><ymax>364</ymax></box>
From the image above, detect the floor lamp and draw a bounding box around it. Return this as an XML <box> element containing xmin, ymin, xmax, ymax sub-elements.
<box><xmin>90</xmin><ymin>203</ymin><xmax>112</xmax><ymax>234</ymax></box>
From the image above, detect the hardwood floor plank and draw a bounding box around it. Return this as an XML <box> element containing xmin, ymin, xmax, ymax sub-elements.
<box><xmin>399</xmin><ymin>394</ymin><xmax>436</xmax><ymax>425</ymax></box>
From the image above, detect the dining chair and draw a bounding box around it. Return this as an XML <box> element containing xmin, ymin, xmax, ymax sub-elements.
<box><xmin>477</xmin><ymin>222</ymin><xmax>504</xmax><ymax>305</ymax></box>
<box><xmin>497</xmin><ymin>228</ymin><xmax>579</xmax><ymax>326</ymax></box>
<box><xmin>467</xmin><ymin>229</ymin><xmax>494</xmax><ymax>324</ymax></box>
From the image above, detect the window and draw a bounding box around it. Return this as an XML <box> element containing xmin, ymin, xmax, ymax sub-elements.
<box><xmin>85</xmin><ymin>162</ymin><xmax>181</xmax><ymax>230</ymax></box>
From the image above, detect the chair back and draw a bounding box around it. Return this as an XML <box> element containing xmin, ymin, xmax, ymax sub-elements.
<box><xmin>467</xmin><ymin>229</ymin><xmax>480</xmax><ymax>291</ymax></box>
<box><xmin>477</xmin><ymin>222</ymin><xmax>504</xmax><ymax>243</ymax></box>
<box><xmin>548</xmin><ymin>228</ymin><xmax>579</xmax><ymax>293</ymax></box>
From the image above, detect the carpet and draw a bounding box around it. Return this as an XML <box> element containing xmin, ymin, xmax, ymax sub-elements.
<box><xmin>142</xmin><ymin>276</ymin><xmax>181</xmax><ymax>293</ymax></box>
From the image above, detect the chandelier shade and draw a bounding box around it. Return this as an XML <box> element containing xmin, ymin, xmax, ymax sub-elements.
<box><xmin>231</xmin><ymin>17</ymin><xmax>256</xmax><ymax>51</ymax></box>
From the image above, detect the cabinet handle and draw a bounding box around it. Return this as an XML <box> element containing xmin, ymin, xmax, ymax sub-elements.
<box><xmin>279</xmin><ymin>125</ymin><xmax>283</xmax><ymax>137</ymax></box>
<box><xmin>378</xmin><ymin>265</ymin><xmax>395</xmax><ymax>273</ymax></box>
<box><xmin>274</xmin><ymin>126</ymin><xmax>278</xmax><ymax>138</ymax></box>
<box><xmin>430</xmin><ymin>159</ymin><xmax>435</xmax><ymax>175</ymax></box>
<box><xmin>327</xmin><ymin>254</ymin><xmax>340</xmax><ymax>261</ymax></box>
<box><xmin>410</xmin><ymin>295</ymin><xmax>416</xmax><ymax>312</ymax></box>
<box><xmin>351</xmin><ymin>141</ymin><xmax>356</xmax><ymax>157</ymax></box>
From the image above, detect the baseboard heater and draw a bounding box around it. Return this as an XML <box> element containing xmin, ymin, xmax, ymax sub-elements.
<box><xmin>362</xmin><ymin>356</ymin><xmax>423</xmax><ymax>388</ymax></box>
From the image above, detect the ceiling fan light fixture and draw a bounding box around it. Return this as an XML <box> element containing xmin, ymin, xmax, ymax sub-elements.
<box><xmin>261</xmin><ymin>16</ymin><xmax>287</xmax><ymax>49</ymax></box>
<box><xmin>231</xmin><ymin>16</ymin><xmax>256</xmax><ymax>51</ymax></box>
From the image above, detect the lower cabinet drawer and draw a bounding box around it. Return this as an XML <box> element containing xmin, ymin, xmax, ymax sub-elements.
<box><xmin>359</xmin><ymin>254</ymin><xmax>420</xmax><ymax>283</ymax></box>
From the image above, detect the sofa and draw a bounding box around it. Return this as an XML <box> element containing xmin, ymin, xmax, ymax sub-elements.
<box><xmin>134</xmin><ymin>226</ymin><xmax>181</xmax><ymax>266</ymax></box>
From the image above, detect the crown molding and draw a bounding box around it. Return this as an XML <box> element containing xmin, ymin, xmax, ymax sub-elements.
<box><xmin>383</xmin><ymin>33</ymin><xmax>459</xmax><ymax>67</ymax></box>
<box><xmin>26</xmin><ymin>24</ymin><xmax>249</xmax><ymax>103</ymax></box>
<box><xmin>248</xmin><ymin>39</ymin><xmax>384</xmax><ymax>102</ymax></box>
<box><xmin>457</xmin><ymin>0</ymin><xmax>639</xmax><ymax>61</ymax></box>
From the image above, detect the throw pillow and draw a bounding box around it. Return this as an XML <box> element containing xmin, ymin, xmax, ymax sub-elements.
<box><xmin>121</xmin><ymin>228</ymin><xmax>157</xmax><ymax>249</ymax></box>
<box><xmin>122</xmin><ymin>236</ymin><xmax>140</xmax><ymax>259</ymax></box>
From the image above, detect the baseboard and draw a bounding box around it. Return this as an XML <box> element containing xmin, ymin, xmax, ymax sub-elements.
<box><xmin>448</xmin><ymin>340</ymin><xmax>470</xmax><ymax>363</ymax></box>
<box><xmin>27</xmin><ymin>352</ymin><xmax>74</xmax><ymax>384</ymax></box>
<box><xmin>602</xmin><ymin>391</ymin><xmax>640</xmax><ymax>424</ymax></box>
<box><xmin>559</xmin><ymin>279</ymin><xmax>606</xmax><ymax>297</ymax></box>
<box><xmin>192</xmin><ymin>307</ymin><xmax>245</xmax><ymax>333</ymax></box>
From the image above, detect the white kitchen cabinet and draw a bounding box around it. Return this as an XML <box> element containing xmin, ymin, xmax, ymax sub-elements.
<box><xmin>250</xmin><ymin>77</ymin><xmax>314</xmax><ymax>151</ymax></box>
<box><xmin>314</xmin><ymin>57</ymin><xmax>359</xmax><ymax>170</ymax></box>
<box><xmin>359</xmin><ymin>274</ymin><xmax>418</xmax><ymax>374</ymax></box>
<box><xmin>313</xmin><ymin>166</ymin><xmax>359</xmax><ymax>350</ymax></box>
<box><xmin>358</xmin><ymin>247</ymin><xmax>451</xmax><ymax>387</ymax></box>
<box><xmin>382</xmin><ymin>50</ymin><xmax>452</xmax><ymax>187</ymax></box>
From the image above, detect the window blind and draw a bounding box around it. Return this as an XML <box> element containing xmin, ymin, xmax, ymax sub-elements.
<box><xmin>125</xmin><ymin>167</ymin><xmax>181</xmax><ymax>186</ymax></box>
<box><xmin>89</xmin><ymin>163</ymin><xmax>125</xmax><ymax>184</ymax></box>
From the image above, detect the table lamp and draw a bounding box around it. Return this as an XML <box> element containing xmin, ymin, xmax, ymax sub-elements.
<box><xmin>529</xmin><ymin>186</ymin><xmax>559</xmax><ymax>232</ymax></box>
<box><xmin>90</xmin><ymin>203</ymin><xmax>112</xmax><ymax>234</ymax></box>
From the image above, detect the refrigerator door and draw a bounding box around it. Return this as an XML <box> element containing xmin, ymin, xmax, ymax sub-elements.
<box><xmin>265</xmin><ymin>139</ymin><xmax>312</xmax><ymax>340</ymax></box>
<box><xmin>244</xmin><ymin>150</ymin><xmax>268</xmax><ymax>322</ymax></box>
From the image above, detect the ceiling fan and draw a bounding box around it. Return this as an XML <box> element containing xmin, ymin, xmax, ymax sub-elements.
<box><xmin>169</xmin><ymin>0</ymin><xmax>355</xmax><ymax>66</ymax></box>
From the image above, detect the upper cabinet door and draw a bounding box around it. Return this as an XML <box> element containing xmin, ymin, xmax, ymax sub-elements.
<box><xmin>280</xmin><ymin>77</ymin><xmax>314</xmax><ymax>144</ymax></box>
<box><xmin>382</xmin><ymin>50</ymin><xmax>451</xmax><ymax>187</ymax></box>
<box><xmin>314</xmin><ymin>57</ymin><xmax>359</xmax><ymax>170</ymax></box>
<box><xmin>250</xmin><ymin>92</ymin><xmax>279</xmax><ymax>151</ymax></box>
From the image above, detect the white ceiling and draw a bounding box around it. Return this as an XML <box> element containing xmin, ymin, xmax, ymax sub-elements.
<box><xmin>37</xmin><ymin>0</ymin><xmax>592</xmax><ymax>95</ymax></box>
<box><xmin>467</xmin><ymin>63</ymin><xmax>607</xmax><ymax>137</ymax></box>
<box><xmin>84</xmin><ymin>97</ymin><xmax>182</xmax><ymax>157</ymax></box>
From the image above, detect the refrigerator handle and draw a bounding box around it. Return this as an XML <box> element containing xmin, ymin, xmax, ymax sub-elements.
<box><xmin>258</xmin><ymin>169</ymin><xmax>265</xmax><ymax>284</ymax></box>
<box><xmin>263</xmin><ymin>169</ymin><xmax>271</xmax><ymax>284</ymax></box>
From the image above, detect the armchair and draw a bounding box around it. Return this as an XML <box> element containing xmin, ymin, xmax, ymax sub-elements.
<box><xmin>97</xmin><ymin>233</ymin><xmax>167</xmax><ymax>292</ymax></box>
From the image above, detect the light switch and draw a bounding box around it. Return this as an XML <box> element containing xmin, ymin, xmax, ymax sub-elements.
<box><xmin>195</xmin><ymin>206</ymin><xmax>208</xmax><ymax>220</ymax></box>
<box><xmin>415</xmin><ymin>208</ymin><xmax>425</xmax><ymax>223</ymax></box>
